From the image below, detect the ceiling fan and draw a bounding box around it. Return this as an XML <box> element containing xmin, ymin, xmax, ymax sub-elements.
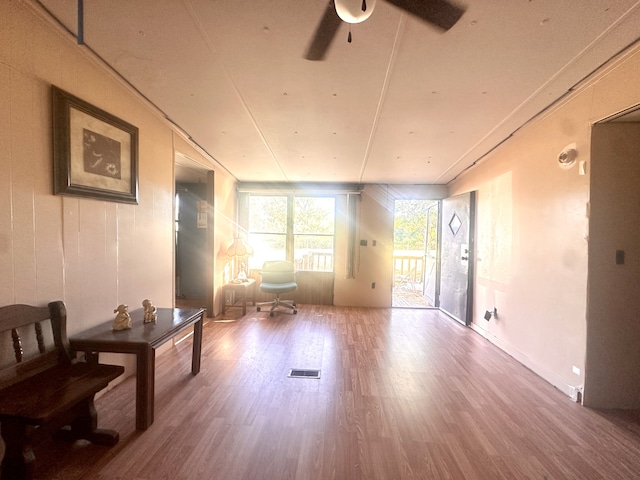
<box><xmin>304</xmin><ymin>0</ymin><xmax>466</xmax><ymax>61</ymax></box>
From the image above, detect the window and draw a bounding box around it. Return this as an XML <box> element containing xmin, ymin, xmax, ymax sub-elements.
<box><xmin>248</xmin><ymin>195</ymin><xmax>288</xmax><ymax>268</ymax></box>
<box><xmin>294</xmin><ymin>197</ymin><xmax>335</xmax><ymax>271</ymax></box>
<box><xmin>248</xmin><ymin>195</ymin><xmax>335</xmax><ymax>272</ymax></box>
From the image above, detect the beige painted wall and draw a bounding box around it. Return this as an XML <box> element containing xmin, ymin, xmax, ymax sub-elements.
<box><xmin>0</xmin><ymin>2</ymin><xmax>236</xmax><ymax>368</ymax></box>
<box><xmin>448</xmin><ymin>43</ymin><xmax>640</xmax><ymax>400</ymax></box>
<box><xmin>334</xmin><ymin>185</ymin><xmax>394</xmax><ymax>307</ymax></box>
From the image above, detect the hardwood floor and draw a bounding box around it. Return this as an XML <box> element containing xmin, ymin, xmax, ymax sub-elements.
<box><xmin>28</xmin><ymin>306</ymin><xmax>640</xmax><ymax>479</ymax></box>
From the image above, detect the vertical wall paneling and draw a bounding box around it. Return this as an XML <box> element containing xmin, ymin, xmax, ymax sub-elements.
<box><xmin>1</xmin><ymin>2</ymin><xmax>237</xmax><ymax>354</ymax></box>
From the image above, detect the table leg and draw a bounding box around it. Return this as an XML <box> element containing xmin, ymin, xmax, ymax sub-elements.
<box><xmin>136</xmin><ymin>346</ymin><xmax>155</xmax><ymax>430</ymax></box>
<box><xmin>242</xmin><ymin>289</ymin><xmax>247</xmax><ymax>315</ymax></box>
<box><xmin>85</xmin><ymin>351</ymin><xmax>99</xmax><ymax>365</ymax></box>
<box><xmin>192</xmin><ymin>317</ymin><xmax>203</xmax><ymax>375</ymax></box>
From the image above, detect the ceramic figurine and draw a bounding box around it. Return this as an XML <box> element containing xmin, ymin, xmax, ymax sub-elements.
<box><xmin>113</xmin><ymin>304</ymin><xmax>132</xmax><ymax>330</ymax></box>
<box><xmin>143</xmin><ymin>299</ymin><xmax>157</xmax><ymax>323</ymax></box>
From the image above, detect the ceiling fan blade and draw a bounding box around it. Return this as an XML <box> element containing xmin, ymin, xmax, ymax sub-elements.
<box><xmin>304</xmin><ymin>1</ymin><xmax>343</xmax><ymax>61</ymax></box>
<box><xmin>385</xmin><ymin>0</ymin><xmax>466</xmax><ymax>31</ymax></box>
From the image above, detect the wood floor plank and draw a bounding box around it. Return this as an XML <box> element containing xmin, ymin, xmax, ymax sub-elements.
<box><xmin>22</xmin><ymin>305</ymin><xmax>640</xmax><ymax>479</ymax></box>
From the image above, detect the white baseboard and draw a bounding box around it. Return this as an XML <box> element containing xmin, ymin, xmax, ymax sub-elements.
<box><xmin>469</xmin><ymin>322</ymin><xmax>582</xmax><ymax>402</ymax></box>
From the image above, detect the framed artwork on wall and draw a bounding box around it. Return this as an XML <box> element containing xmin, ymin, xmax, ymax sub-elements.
<box><xmin>52</xmin><ymin>86</ymin><xmax>139</xmax><ymax>204</ymax></box>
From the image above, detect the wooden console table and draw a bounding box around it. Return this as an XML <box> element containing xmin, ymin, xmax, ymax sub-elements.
<box><xmin>69</xmin><ymin>307</ymin><xmax>205</xmax><ymax>431</ymax></box>
<box><xmin>221</xmin><ymin>278</ymin><xmax>256</xmax><ymax>315</ymax></box>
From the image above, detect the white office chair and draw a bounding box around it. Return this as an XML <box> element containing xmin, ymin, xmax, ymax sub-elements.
<box><xmin>256</xmin><ymin>261</ymin><xmax>298</xmax><ymax>316</ymax></box>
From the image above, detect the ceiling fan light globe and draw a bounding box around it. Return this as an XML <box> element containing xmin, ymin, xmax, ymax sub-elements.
<box><xmin>335</xmin><ymin>0</ymin><xmax>377</xmax><ymax>24</ymax></box>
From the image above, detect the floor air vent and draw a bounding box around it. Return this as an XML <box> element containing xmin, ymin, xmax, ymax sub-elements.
<box><xmin>288</xmin><ymin>369</ymin><xmax>321</xmax><ymax>379</ymax></box>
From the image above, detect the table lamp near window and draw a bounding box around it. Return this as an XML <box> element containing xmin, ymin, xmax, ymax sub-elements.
<box><xmin>226</xmin><ymin>237</ymin><xmax>253</xmax><ymax>283</ymax></box>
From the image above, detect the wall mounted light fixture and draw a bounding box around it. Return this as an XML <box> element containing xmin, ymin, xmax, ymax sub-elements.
<box><xmin>558</xmin><ymin>143</ymin><xmax>578</xmax><ymax>169</ymax></box>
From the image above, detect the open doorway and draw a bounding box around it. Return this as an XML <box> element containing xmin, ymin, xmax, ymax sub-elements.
<box><xmin>392</xmin><ymin>199</ymin><xmax>439</xmax><ymax>308</ymax></box>
<box><xmin>175</xmin><ymin>155</ymin><xmax>213</xmax><ymax>314</ymax></box>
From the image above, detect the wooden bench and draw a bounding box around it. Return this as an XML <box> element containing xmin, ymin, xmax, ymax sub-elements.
<box><xmin>0</xmin><ymin>301</ymin><xmax>125</xmax><ymax>480</ymax></box>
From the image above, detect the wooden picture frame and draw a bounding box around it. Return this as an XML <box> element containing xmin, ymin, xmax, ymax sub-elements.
<box><xmin>52</xmin><ymin>86</ymin><xmax>139</xmax><ymax>204</ymax></box>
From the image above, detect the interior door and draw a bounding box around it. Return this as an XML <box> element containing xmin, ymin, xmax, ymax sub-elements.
<box><xmin>439</xmin><ymin>191</ymin><xmax>476</xmax><ymax>325</ymax></box>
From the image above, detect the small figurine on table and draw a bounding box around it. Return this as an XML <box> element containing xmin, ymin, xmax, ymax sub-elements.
<box><xmin>142</xmin><ymin>299</ymin><xmax>158</xmax><ymax>324</ymax></box>
<box><xmin>113</xmin><ymin>304</ymin><xmax>132</xmax><ymax>330</ymax></box>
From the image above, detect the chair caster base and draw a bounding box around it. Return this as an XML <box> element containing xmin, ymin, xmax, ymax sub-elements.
<box><xmin>257</xmin><ymin>300</ymin><xmax>297</xmax><ymax>317</ymax></box>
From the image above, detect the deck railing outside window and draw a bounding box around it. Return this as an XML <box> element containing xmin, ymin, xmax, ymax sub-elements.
<box><xmin>294</xmin><ymin>250</ymin><xmax>333</xmax><ymax>272</ymax></box>
<box><xmin>393</xmin><ymin>252</ymin><xmax>425</xmax><ymax>292</ymax></box>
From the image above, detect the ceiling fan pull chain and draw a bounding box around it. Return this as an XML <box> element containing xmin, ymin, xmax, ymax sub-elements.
<box><xmin>348</xmin><ymin>26</ymin><xmax>352</xmax><ymax>43</ymax></box>
<box><xmin>362</xmin><ymin>0</ymin><xmax>367</xmax><ymax>12</ymax></box>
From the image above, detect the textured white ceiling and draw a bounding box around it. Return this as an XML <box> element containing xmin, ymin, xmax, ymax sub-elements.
<box><xmin>37</xmin><ymin>0</ymin><xmax>640</xmax><ymax>184</ymax></box>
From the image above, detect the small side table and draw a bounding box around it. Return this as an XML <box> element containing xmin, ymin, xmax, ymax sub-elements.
<box><xmin>69</xmin><ymin>307</ymin><xmax>205</xmax><ymax>430</ymax></box>
<box><xmin>222</xmin><ymin>278</ymin><xmax>256</xmax><ymax>315</ymax></box>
